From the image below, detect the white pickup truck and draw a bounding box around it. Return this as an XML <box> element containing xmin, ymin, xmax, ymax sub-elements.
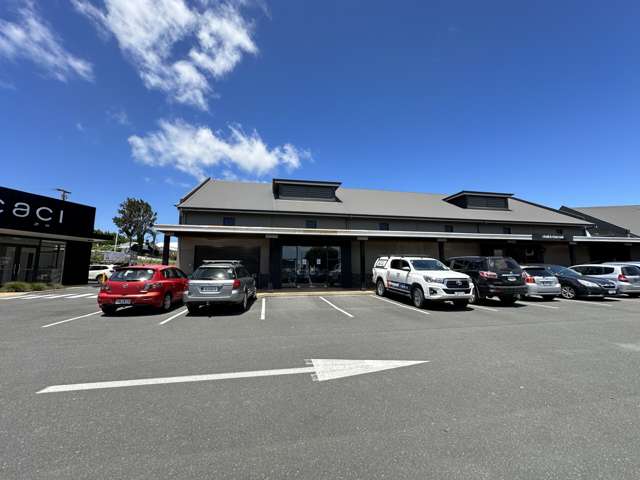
<box><xmin>372</xmin><ymin>256</ymin><xmax>473</xmax><ymax>309</ymax></box>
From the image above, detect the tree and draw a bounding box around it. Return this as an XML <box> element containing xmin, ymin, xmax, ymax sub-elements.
<box><xmin>112</xmin><ymin>198</ymin><xmax>157</xmax><ymax>253</ymax></box>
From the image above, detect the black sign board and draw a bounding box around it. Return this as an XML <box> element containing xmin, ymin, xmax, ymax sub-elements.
<box><xmin>0</xmin><ymin>186</ymin><xmax>95</xmax><ymax>238</ymax></box>
<box><xmin>532</xmin><ymin>233</ymin><xmax>574</xmax><ymax>242</ymax></box>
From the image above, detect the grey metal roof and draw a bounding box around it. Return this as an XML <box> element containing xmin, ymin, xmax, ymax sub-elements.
<box><xmin>178</xmin><ymin>179</ymin><xmax>590</xmax><ymax>226</ymax></box>
<box><xmin>566</xmin><ymin>205</ymin><xmax>640</xmax><ymax>236</ymax></box>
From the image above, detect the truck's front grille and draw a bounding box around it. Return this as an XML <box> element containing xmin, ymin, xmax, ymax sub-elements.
<box><xmin>445</xmin><ymin>279</ymin><xmax>469</xmax><ymax>289</ymax></box>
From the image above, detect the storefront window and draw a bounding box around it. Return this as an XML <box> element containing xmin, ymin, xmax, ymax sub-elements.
<box><xmin>36</xmin><ymin>241</ymin><xmax>66</xmax><ymax>284</ymax></box>
<box><xmin>281</xmin><ymin>245</ymin><xmax>341</xmax><ymax>288</ymax></box>
<box><xmin>0</xmin><ymin>236</ymin><xmax>66</xmax><ymax>284</ymax></box>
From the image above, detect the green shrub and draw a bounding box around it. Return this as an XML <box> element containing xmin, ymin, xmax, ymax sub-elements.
<box><xmin>0</xmin><ymin>281</ymin><xmax>32</xmax><ymax>292</ymax></box>
<box><xmin>0</xmin><ymin>282</ymin><xmax>65</xmax><ymax>292</ymax></box>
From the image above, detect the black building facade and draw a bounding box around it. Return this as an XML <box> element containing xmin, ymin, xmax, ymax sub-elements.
<box><xmin>0</xmin><ymin>186</ymin><xmax>96</xmax><ymax>285</ymax></box>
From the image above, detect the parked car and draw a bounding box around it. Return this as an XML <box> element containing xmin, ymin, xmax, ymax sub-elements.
<box><xmin>520</xmin><ymin>265</ymin><xmax>561</xmax><ymax>300</ymax></box>
<box><xmin>572</xmin><ymin>263</ymin><xmax>640</xmax><ymax>297</ymax></box>
<box><xmin>372</xmin><ymin>256</ymin><xmax>473</xmax><ymax>309</ymax></box>
<box><xmin>183</xmin><ymin>260</ymin><xmax>257</xmax><ymax>313</ymax></box>
<box><xmin>543</xmin><ymin>266</ymin><xmax>618</xmax><ymax>300</ymax></box>
<box><xmin>447</xmin><ymin>256</ymin><xmax>527</xmax><ymax>305</ymax></box>
<box><xmin>88</xmin><ymin>264</ymin><xmax>116</xmax><ymax>283</ymax></box>
<box><xmin>98</xmin><ymin>265</ymin><xmax>188</xmax><ymax>315</ymax></box>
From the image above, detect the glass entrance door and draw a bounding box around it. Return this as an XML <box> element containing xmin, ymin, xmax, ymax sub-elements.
<box><xmin>0</xmin><ymin>245</ymin><xmax>17</xmax><ymax>284</ymax></box>
<box><xmin>280</xmin><ymin>245</ymin><xmax>342</xmax><ymax>288</ymax></box>
<box><xmin>15</xmin><ymin>246</ymin><xmax>37</xmax><ymax>282</ymax></box>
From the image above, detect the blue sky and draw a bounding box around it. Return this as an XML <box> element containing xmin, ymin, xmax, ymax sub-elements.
<box><xmin>2</xmin><ymin>0</ymin><xmax>640</xmax><ymax>233</ymax></box>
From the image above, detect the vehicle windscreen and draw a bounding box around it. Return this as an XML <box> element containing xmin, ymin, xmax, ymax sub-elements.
<box><xmin>192</xmin><ymin>266</ymin><xmax>236</xmax><ymax>280</ymax></box>
<box><xmin>524</xmin><ymin>267</ymin><xmax>554</xmax><ymax>277</ymax></box>
<box><xmin>622</xmin><ymin>266</ymin><xmax>640</xmax><ymax>276</ymax></box>
<box><xmin>411</xmin><ymin>259</ymin><xmax>448</xmax><ymax>271</ymax></box>
<box><xmin>489</xmin><ymin>257</ymin><xmax>520</xmax><ymax>271</ymax></box>
<box><xmin>557</xmin><ymin>268</ymin><xmax>580</xmax><ymax>278</ymax></box>
<box><xmin>110</xmin><ymin>269</ymin><xmax>155</xmax><ymax>281</ymax></box>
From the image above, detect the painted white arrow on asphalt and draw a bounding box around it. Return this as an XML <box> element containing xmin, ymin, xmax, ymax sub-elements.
<box><xmin>36</xmin><ymin>359</ymin><xmax>428</xmax><ymax>393</ymax></box>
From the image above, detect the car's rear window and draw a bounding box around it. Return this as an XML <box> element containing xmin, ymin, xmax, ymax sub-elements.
<box><xmin>192</xmin><ymin>266</ymin><xmax>236</xmax><ymax>280</ymax></box>
<box><xmin>488</xmin><ymin>257</ymin><xmax>520</xmax><ymax>271</ymax></box>
<box><xmin>524</xmin><ymin>267</ymin><xmax>554</xmax><ymax>277</ymax></box>
<box><xmin>89</xmin><ymin>266</ymin><xmax>106</xmax><ymax>270</ymax></box>
<box><xmin>622</xmin><ymin>266</ymin><xmax>640</xmax><ymax>276</ymax></box>
<box><xmin>110</xmin><ymin>269</ymin><xmax>155</xmax><ymax>281</ymax></box>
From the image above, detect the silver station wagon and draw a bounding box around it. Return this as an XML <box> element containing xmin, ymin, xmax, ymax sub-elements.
<box><xmin>183</xmin><ymin>260</ymin><xmax>257</xmax><ymax>313</ymax></box>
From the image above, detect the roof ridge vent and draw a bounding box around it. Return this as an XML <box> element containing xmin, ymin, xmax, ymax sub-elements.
<box><xmin>443</xmin><ymin>190</ymin><xmax>513</xmax><ymax>210</ymax></box>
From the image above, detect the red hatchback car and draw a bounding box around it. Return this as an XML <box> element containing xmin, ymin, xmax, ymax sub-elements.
<box><xmin>98</xmin><ymin>265</ymin><xmax>188</xmax><ymax>315</ymax></box>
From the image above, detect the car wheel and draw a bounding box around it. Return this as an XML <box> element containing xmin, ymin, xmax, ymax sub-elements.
<box><xmin>239</xmin><ymin>291</ymin><xmax>248</xmax><ymax>312</ymax></box>
<box><xmin>453</xmin><ymin>299</ymin><xmax>469</xmax><ymax>309</ymax></box>
<box><xmin>561</xmin><ymin>286</ymin><xmax>576</xmax><ymax>300</ymax></box>
<box><xmin>499</xmin><ymin>295</ymin><xmax>517</xmax><ymax>305</ymax></box>
<box><xmin>160</xmin><ymin>293</ymin><xmax>172</xmax><ymax>312</ymax></box>
<box><xmin>376</xmin><ymin>279</ymin><xmax>386</xmax><ymax>297</ymax></box>
<box><xmin>411</xmin><ymin>287</ymin><xmax>425</xmax><ymax>308</ymax></box>
<box><xmin>101</xmin><ymin>305</ymin><xmax>117</xmax><ymax>316</ymax></box>
<box><xmin>186</xmin><ymin>304</ymin><xmax>199</xmax><ymax>315</ymax></box>
<box><xmin>470</xmin><ymin>284</ymin><xmax>481</xmax><ymax>304</ymax></box>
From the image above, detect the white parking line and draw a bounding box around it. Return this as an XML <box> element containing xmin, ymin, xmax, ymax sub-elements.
<box><xmin>66</xmin><ymin>293</ymin><xmax>95</xmax><ymax>299</ymax></box>
<box><xmin>472</xmin><ymin>305</ymin><xmax>499</xmax><ymax>312</ymax></box>
<box><xmin>319</xmin><ymin>296</ymin><xmax>354</xmax><ymax>318</ymax></box>
<box><xmin>567</xmin><ymin>299</ymin><xmax>613</xmax><ymax>307</ymax></box>
<box><xmin>260</xmin><ymin>298</ymin><xmax>266</xmax><ymax>320</ymax></box>
<box><xmin>42</xmin><ymin>311</ymin><xmax>102</xmax><ymax>328</ymax></box>
<box><xmin>44</xmin><ymin>294</ymin><xmax>76</xmax><ymax>299</ymax></box>
<box><xmin>18</xmin><ymin>295</ymin><xmax>48</xmax><ymax>300</ymax></box>
<box><xmin>369</xmin><ymin>295</ymin><xmax>431</xmax><ymax>315</ymax></box>
<box><xmin>519</xmin><ymin>301</ymin><xmax>559</xmax><ymax>310</ymax></box>
<box><xmin>158</xmin><ymin>308</ymin><xmax>188</xmax><ymax>325</ymax></box>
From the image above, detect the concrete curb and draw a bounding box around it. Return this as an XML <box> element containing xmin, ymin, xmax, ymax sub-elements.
<box><xmin>257</xmin><ymin>290</ymin><xmax>374</xmax><ymax>298</ymax></box>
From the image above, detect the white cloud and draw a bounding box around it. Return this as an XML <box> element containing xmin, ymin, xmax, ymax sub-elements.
<box><xmin>0</xmin><ymin>2</ymin><xmax>93</xmax><ymax>82</ymax></box>
<box><xmin>107</xmin><ymin>107</ymin><xmax>130</xmax><ymax>126</ymax></box>
<box><xmin>129</xmin><ymin>119</ymin><xmax>310</xmax><ymax>181</ymax></box>
<box><xmin>164</xmin><ymin>177</ymin><xmax>192</xmax><ymax>188</ymax></box>
<box><xmin>72</xmin><ymin>0</ymin><xmax>257</xmax><ymax>110</ymax></box>
<box><xmin>76</xmin><ymin>122</ymin><xmax>85</xmax><ymax>132</ymax></box>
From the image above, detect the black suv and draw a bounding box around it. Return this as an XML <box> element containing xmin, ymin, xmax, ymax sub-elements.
<box><xmin>447</xmin><ymin>256</ymin><xmax>527</xmax><ymax>305</ymax></box>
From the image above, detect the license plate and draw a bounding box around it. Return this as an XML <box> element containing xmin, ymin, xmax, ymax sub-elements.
<box><xmin>455</xmin><ymin>291</ymin><xmax>466</xmax><ymax>296</ymax></box>
<box><xmin>608</xmin><ymin>290</ymin><xmax>616</xmax><ymax>295</ymax></box>
<box><xmin>115</xmin><ymin>299</ymin><xmax>131</xmax><ymax>305</ymax></box>
<box><xmin>201</xmin><ymin>286</ymin><xmax>219</xmax><ymax>292</ymax></box>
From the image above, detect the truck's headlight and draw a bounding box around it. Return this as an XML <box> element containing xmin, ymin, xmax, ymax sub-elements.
<box><xmin>424</xmin><ymin>276</ymin><xmax>445</xmax><ymax>284</ymax></box>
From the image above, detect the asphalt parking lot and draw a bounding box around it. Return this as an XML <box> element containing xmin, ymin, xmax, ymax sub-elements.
<box><xmin>2</xmin><ymin>288</ymin><xmax>640</xmax><ymax>479</ymax></box>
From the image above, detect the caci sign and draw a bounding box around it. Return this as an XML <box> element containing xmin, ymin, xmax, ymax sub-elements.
<box><xmin>0</xmin><ymin>186</ymin><xmax>95</xmax><ymax>238</ymax></box>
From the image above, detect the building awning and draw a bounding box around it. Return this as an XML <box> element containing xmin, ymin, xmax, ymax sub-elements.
<box><xmin>0</xmin><ymin>227</ymin><xmax>99</xmax><ymax>243</ymax></box>
<box><xmin>155</xmin><ymin>224</ymin><xmax>640</xmax><ymax>244</ymax></box>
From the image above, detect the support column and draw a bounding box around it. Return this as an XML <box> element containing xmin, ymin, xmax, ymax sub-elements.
<box><xmin>359</xmin><ymin>239</ymin><xmax>366</xmax><ymax>289</ymax></box>
<box><xmin>568</xmin><ymin>243</ymin><xmax>576</xmax><ymax>266</ymax></box>
<box><xmin>162</xmin><ymin>233</ymin><xmax>171</xmax><ymax>265</ymax></box>
<box><xmin>437</xmin><ymin>239</ymin><xmax>446</xmax><ymax>261</ymax></box>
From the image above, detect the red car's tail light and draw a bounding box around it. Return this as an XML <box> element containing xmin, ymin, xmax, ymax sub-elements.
<box><xmin>525</xmin><ymin>275</ymin><xmax>535</xmax><ymax>284</ymax></box>
<box><xmin>232</xmin><ymin>279</ymin><xmax>241</xmax><ymax>289</ymax></box>
<box><xmin>479</xmin><ymin>271</ymin><xmax>498</xmax><ymax>279</ymax></box>
<box><xmin>618</xmin><ymin>274</ymin><xmax>629</xmax><ymax>282</ymax></box>
<box><xmin>140</xmin><ymin>282</ymin><xmax>163</xmax><ymax>293</ymax></box>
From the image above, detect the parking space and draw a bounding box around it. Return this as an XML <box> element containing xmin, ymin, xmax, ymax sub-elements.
<box><xmin>2</xmin><ymin>291</ymin><xmax>640</xmax><ymax>479</ymax></box>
